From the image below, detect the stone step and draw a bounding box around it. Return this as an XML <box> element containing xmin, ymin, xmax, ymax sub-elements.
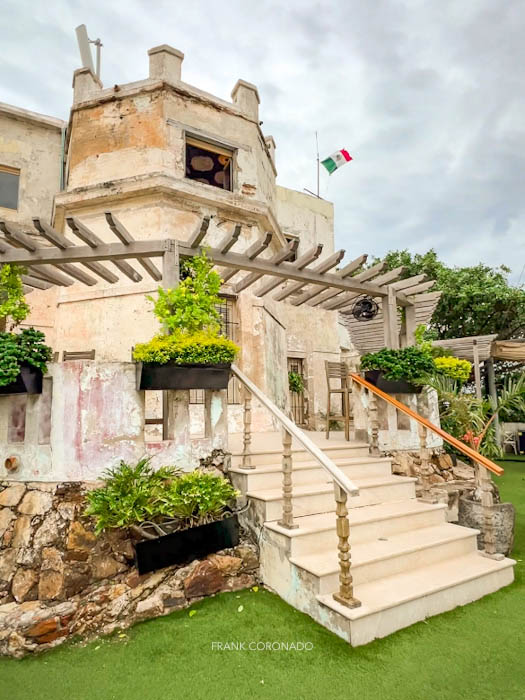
<box><xmin>290</xmin><ymin>523</ymin><xmax>479</xmax><ymax>589</ymax></box>
<box><xmin>248</xmin><ymin>475</ymin><xmax>417</xmax><ymax>521</ymax></box>
<box><xmin>264</xmin><ymin>500</ymin><xmax>449</xmax><ymax>556</ymax></box>
<box><xmin>230</xmin><ymin>456</ymin><xmax>393</xmax><ymax>492</ymax></box>
<box><xmin>316</xmin><ymin>552</ymin><xmax>515</xmax><ymax>646</ymax></box>
<box><xmin>231</xmin><ymin>442</ymin><xmax>370</xmax><ymax>467</ymax></box>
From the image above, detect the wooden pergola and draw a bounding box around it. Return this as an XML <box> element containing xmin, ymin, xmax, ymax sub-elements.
<box><xmin>0</xmin><ymin>214</ymin><xmax>438</xmax><ymax>348</ymax></box>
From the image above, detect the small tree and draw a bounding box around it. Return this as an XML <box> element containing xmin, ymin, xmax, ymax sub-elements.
<box><xmin>148</xmin><ymin>251</ymin><xmax>222</xmax><ymax>335</ymax></box>
<box><xmin>0</xmin><ymin>264</ymin><xmax>30</xmax><ymax>330</ymax></box>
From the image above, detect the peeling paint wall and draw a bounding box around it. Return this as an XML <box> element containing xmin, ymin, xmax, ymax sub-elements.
<box><xmin>0</xmin><ymin>362</ymin><xmax>228</xmax><ymax>482</ymax></box>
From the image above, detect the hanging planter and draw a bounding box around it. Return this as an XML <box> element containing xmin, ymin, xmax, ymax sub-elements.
<box><xmin>364</xmin><ymin>369</ymin><xmax>422</xmax><ymax>395</ymax></box>
<box><xmin>136</xmin><ymin>361</ymin><xmax>231</xmax><ymax>390</ymax></box>
<box><xmin>133</xmin><ymin>251</ymin><xmax>239</xmax><ymax>391</ymax></box>
<box><xmin>0</xmin><ymin>363</ymin><xmax>44</xmax><ymax>396</ymax></box>
<box><xmin>134</xmin><ymin>514</ymin><xmax>240</xmax><ymax>575</ymax></box>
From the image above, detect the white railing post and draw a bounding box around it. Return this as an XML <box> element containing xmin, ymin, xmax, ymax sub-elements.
<box><xmin>477</xmin><ymin>462</ymin><xmax>502</xmax><ymax>559</ymax></box>
<box><xmin>278</xmin><ymin>428</ymin><xmax>297</xmax><ymax>529</ymax></box>
<box><xmin>332</xmin><ymin>483</ymin><xmax>361</xmax><ymax>609</ymax></box>
<box><xmin>242</xmin><ymin>387</ymin><xmax>253</xmax><ymax>469</ymax></box>
<box><xmin>368</xmin><ymin>389</ymin><xmax>380</xmax><ymax>456</ymax></box>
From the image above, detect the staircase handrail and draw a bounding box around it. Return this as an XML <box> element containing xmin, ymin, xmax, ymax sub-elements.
<box><xmin>349</xmin><ymin>372</ymin><xmax>504</xmax><ymax>477</ymax></box>
<box><xmin>231</xmin><ymin>364</ymin><xmax>360</xmax><ymax>496</ymax></box>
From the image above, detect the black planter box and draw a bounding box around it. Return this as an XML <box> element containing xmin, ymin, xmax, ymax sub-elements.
<box><xmin>0</xmin><ymin>365</ymin><xmax>43</xmax><ymax>396</ymax></box>
<box><xmin>364</xmin><ymin>370</ymin><xmax>422</xmax><ymax>395</ymax></box>
<box><xmin>136</xmin><ymin>362</ymin><xmax>231</xmax><ymax>390</ymax></box>
<box><xmin>135</xmin><ymin>515</ymin><xmax>240</xmax><ymax>574</ymax></box>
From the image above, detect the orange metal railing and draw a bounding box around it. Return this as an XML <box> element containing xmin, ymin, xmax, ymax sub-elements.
<box><xmin>349</xmin><ymin>373</ymin><xmax>504</xmax><ymax>477</ymax></box>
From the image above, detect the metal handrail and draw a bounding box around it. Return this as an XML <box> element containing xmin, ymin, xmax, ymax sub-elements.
<box><xmin>349</xmin><ymin>372</ymin><xmax>504</xmax><ymax>477</ymax></box>
<box><xmin>231</xmin><ymin>364</ymin><xmax>360</xmax><ymax>497</ymax></box>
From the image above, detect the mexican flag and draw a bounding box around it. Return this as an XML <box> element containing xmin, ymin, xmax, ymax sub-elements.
<box><xmin>321</xmin><ymin>149</ymin><xmax>353</xmax><ymax>174</ymax></box>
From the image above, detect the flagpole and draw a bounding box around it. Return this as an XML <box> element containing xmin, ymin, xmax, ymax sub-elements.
<box><xmin>315</xmin><ymin>131</ymin><xmax>320</xmax><ymax>198</ymax></box>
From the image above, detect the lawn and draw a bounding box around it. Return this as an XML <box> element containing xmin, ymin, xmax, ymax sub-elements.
<box><xmin>2</xmin><ymin>458</ymin><xmax>524</xmax><ymax>700</ymax></box>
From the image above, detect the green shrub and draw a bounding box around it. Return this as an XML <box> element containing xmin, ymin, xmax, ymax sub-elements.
<box><xmin>148</xmin><ymin>251</ymin><xmax>222</xmax><ymax>335</ymax></box>
<box><xmin>434</xmin><ymin>356</ymin><xmax>472</xmax><ymax>383</ymax></box>
<box><xmin>359</xmin><ymin>346</ymin><xmax>435</xmax><ymax>383</ymax></box>
<box><xmin>84</xmin><ymin>458</ymin><xmax>180</xmax><ymax>535</ymax></box>
<box><xmin>288</xmin><ymin>370</ymin><xmax>305</xmax><ymax>393</ymax></box>
<box><xmin>84</xmin><ymin>459</ymin><xmax>239</xmax><ymax>534</ymax></box>
<box><xmin>154</xmin><ymin>470</ymin><xmax>239</xmax><ymax>529</ymax></box>
<box><xmin>0</xmin><ymin>328</ymin><xmax>52</xmax><ymax>387</ymax></box>
<box><xmin>133</xmin><ymin>330</ymin><xmax>239</xmax><ymax>366</ymax></box>
<box><xmin>0</xmin><ymin>264</ymin><xmax>30</xmax><ymax>327</ymax></box>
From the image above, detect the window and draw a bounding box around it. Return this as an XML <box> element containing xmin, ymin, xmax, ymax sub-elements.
<box><xmin>185</xmin><ymin>136</ymin><xmax>233</xmax><ymax>191</ymax></box>
<box><xmin>0</xmin><ymin>166</ymin><xmax>20</xmax><ymax>210</ymax></box>
<box><xmin>190</xmin><ymin>297</ymin><xmax>240</xmax><ymax>405</ymax></box>
<box><xmin>285</xmin><ymin>235</ymin><xmax>299</xmax><ymax>262</ymax></box>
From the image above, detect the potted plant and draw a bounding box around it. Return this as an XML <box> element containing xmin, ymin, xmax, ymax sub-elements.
<box><xmin>359</xmin><ymin>346</ymin><xmax>435</xmax><ymax>394</ymax></box>
<box><xmin>134</xmin><ymin>251</ymin><xmax>240</xmax><ymax>390</ymax></box>
<box><xmin>85</xmin><ymin>457</ymin><xmax>242</xmax><ymax>574</ymax></box>
<box><xmin>0</xmin><ymin>264</ymin><xmax>52</xmax><ymax>395</ymax></box>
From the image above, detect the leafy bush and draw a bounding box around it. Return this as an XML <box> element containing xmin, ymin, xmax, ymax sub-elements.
<box><xmin>288</xmin><ymin>370</ymin><xmax>305</xmax><ymax>393</ymax></box>
<box><xmin>359</xmin><ymin>346</ymin><xmax>435</xmax><ymax>383</ymax></box>
<box><xmin>0</xmin><ymin>264</ymin><xmax>30</xmax><ymax>328</ymax></box>
<box><xmin>84</xmin><ymin>458</ymin><xmax>180</xmax><ymax>535</ymax></box>
<box><xmin>133</xmin><ymin>331</ymin><xmax>239</xmax><ymax>366</ymax></box>
<box><xmin>0</xmin><ymin>328</ymin><xmax>52</xmax><ymax>387</ymax></box>
<box><xmin>154</xmin><ymin>470</ymin><xmax>239</xmax><ymax>529</ymax></box>
<box><xmin>149</xmin><ymin>252</ymin><xmax>222</xmax><ymax>335</ymax></box>
<box><xmin>85</xmin><ymin>458</ymin><xmax>239</xmax><ymax>535</ymax></box>
<box><xmin>137</xmin><ymin>251</ymin><xmax>240</xmax><ymax>366</ymax></box>
<box><xmin>434</xmin><ymin>356</ymin><xmax>472</xmax><ymax>383</ymax></box>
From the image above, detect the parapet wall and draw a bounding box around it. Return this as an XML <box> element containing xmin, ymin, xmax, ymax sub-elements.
<box><xmin>0</xmin><ymin>361</ymin><xmax>229</xmax><ymax>482</ymax></box>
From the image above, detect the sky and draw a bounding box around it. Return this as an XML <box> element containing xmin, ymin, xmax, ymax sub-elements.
<box><xmin>1</xmin><ymin>0</ymin><xmax>524</xmax><ymax>285</ymax></box>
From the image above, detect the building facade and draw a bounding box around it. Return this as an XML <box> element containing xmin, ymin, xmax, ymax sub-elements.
<box><xmin>0</xmin><ymin>45</ymin><xmax>350</xmax><ymax>434</ymax></box>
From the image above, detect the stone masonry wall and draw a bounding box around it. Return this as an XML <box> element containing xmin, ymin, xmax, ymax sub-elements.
<box><xmin>0</xmin><ymin>480</ymin><xmax>259</xmax><ymax>657</ymax></box>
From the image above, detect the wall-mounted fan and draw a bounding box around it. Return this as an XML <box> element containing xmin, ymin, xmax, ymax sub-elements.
<box><xmin>351</xmin><ymin>295</ymin><xmax>379</xmax><ymax>321</ymax></box>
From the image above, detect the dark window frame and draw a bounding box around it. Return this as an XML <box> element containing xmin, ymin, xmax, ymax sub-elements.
<box><xmin>0</xmin><ymin>165</ymin><xmax>20</xmax><ymax>210</ymax></box>
<box><xmin>184</xmin><ymin>135</ymin><xmax>234</xmax><ymax>192</ymax></box>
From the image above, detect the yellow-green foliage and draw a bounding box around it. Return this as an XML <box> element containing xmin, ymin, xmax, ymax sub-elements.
<box><xmin>434</xmin><ymin>356</ymin><xmax>472</xmax><ymax>383</ymax></box>
<box><xmin>133</xmin><ymin>331</ymin><xmax>239</xmax><ymax>366</ymax></box>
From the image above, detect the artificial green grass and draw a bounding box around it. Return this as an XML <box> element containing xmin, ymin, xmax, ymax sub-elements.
<box><xmin>2</xmin><ymin>460</ymin><xmax>525</xmax><ymax>700</ymax></box>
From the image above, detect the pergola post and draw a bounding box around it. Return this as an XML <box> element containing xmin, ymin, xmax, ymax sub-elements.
<box><xmin>382</xmin><ymin>287</ymin><xmax>399</xmax><ymax>349</ymax></box>
<box><xmin>161</xmin><ymin>240</ymin><xmax>180</xmax><ymax>441</ymax></box>
<box><xmin>405</xmin><ymin>303</ymin><xmax>417</xmax><ymax>347</ymax></box>
<box><xmin>473</xmin><ymin>339</ymin><xmax>482</xmax><ymax>400</ymax></box>
<box><xmin>485</xmin><ymin>357</ymin><xmax>501</xmax><ymax>444</ymax></box>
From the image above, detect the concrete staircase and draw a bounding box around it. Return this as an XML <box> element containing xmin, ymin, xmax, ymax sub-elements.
<box><xmin>229</xmin><ymin>439</ymin><xmax>515</xmax><ymax>646</ymax></box>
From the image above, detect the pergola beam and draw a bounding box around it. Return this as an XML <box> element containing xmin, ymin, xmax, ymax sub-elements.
<box><xmin>67</xmin><ymin>217</ymin><xmax>143</xmax><ymax>283</ymax></box>
<box><xmin>234</xmin><ymin>238</ymin><xmax>298</xmax><ymax>294</ymax></box>
<box><xmin>221</xmin><ymin>232</ymin><xmax>273</xmax><ymax>284</ymax></box>
<box><xmin>255</xmin><ymin>243</ymin><xmax>323</xmax><ymax>298</ymax></box>
<box><xmin>104</xmin><ymin>213</ymin><xmax>162</xmax><ymax>282</ymax></box>
<box><xmin>187</xmin><ymin>216</ymin><xmax>211</xmax><ymax>248</ymax></box>
<box><xmin>33</xmin><ymin>218</ymin><xmax>120</xmax><ymax>284</ymax></box>
<box><xmin>273</xmin><ymin>249</ymin><xmax>345</xmax><ymax>302</ymax></box>
<box><xmin>218</xmin><ymin>224</ymin><xmax>242</xmax><ymax>254</ymax></box>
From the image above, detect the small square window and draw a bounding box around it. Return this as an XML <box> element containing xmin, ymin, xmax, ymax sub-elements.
<box><xmin>185</xmin><ymin>136</ymin><xmax>233</xmax><ymax>191</ymax></box>
<box><xmin>0</xmin><ymin>166</ymin><xmax>20</xmax><ymax>210</ymax></box>
<box><xmin>285</xmin><ymin>235</ymin><xmax>299</xmax><ymax>262</ymax></box>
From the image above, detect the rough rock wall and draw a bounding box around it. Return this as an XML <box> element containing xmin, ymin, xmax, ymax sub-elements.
<box><xmin>0</xmin><ymin>481</ymin><xmax>133</xmax><ymax>606</ymax></box>
<box><xmin>0</xmin><ymin>479</ymin><xmax>259</xmax><ymax>658</ymax></box>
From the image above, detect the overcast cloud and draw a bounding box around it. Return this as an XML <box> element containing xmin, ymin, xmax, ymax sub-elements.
<box><xmin>1</xmin><ymin>0</ymin><xmax>524</xmax><ymax>284</ymax></box>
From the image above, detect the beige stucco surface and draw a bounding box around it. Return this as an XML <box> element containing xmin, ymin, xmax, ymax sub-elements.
<box><xmin>0</xmin><ymin>103</ymin><xmax>64</xmax><ymax>227</ymax></box>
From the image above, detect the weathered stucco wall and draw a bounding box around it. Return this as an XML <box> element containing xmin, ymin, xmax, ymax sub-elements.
<box><xmin>352</xmin><ymin>384</ymin><xmax>443</xmax><ymax>451</ymax></box>
<box><xmin>275</xmin><ymin>186</ymin><xmax>334</xmax><ymax>256</ymax></box>
<box><xmin>0</xmin><ymin>362</ymin><xmax>229</xmax><ymax>482</ymax></box>
<box><xmin>0</xmin><ymin>103</ymin><xmax>64</xmax><ymax>226</ymax></box>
